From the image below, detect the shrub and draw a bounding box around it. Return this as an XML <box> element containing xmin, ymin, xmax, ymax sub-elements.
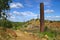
<box><xmin>1</xmin><ymin>20</ymin><xmax>13</xmax><ymax>28</ymax></box>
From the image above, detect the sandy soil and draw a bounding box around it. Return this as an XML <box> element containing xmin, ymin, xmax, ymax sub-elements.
<box><xmin>14</xmin><ymin>30</ymin><xmax>40</xmax><ymax>40</ymax></box>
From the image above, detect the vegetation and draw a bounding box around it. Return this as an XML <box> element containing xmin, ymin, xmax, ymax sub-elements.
<box><xmin>0</xmin><ymin>19</ymin><xmax>12</xmax><ymax>28</ymax></box>
<box><xmin>20</xmin><ymin>19</ymin><xmax>60</xmax><ymax>40</ymax></box>
<box><xmin>0</xmin><ymin>0</ymin><xmax>12</xmax><ymax>19</ymax></box>
<box><xmin>0</xmin><ymin>18</ymin><xmax>60</xmax><ymax>40</ymax></box>
<box><xmin>0</xmin><ymin>0</ymin><xmax>60</xmax><ymax>40</ymax></box>
<box><xmin>0</xmin><ymin>19</ymin><xmax>25</xmax><ymax>29</ymax></box>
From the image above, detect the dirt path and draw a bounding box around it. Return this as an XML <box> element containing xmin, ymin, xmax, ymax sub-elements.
<box><xmin>14</xmin><ymin>30</ymin><xmax>40</xmax><ymax>40</ymax></box>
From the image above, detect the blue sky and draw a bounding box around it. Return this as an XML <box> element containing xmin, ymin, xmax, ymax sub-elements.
<box><xmin>7</xmin><ymin>0</ymin><xmax>60</xmax><ymax>22</ymax></box>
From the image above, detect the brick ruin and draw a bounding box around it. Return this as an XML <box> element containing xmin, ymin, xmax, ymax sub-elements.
<box><xmin>40</xmin><ymin>3</ymin><xmax>44</xmax><ymax>32</ymax></box>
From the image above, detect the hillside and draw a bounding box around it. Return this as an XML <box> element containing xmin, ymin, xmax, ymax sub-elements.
<box><xmin>0</xmin><ymin>27</ymin><xmax>40</xmax><ymax>40</ymax></box>
<box><xmin>25</xmin><ymin>19</ymin><xmax>60</xmax><ymax>27</ymax></box>
<box><xmin>0</xmin><ymin>19</ymin><xmax>60</xmax><ymax>40</ymax></box>
<box><xmin>22</xmin><ymin>19</ymin><xmax>60</xmax><ymax>32</ymax></box>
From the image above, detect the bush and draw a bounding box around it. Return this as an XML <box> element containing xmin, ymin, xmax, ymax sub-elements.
<box><xmin>5</xmin><ymin>20</ymin><xmax>13</xmax><ymax>28</ymax></box>
<box><xmin>0</xmin><ymin>20</ymin><xmax>13</xmax><ymax>28</ymax></box>
<box><xmin>44</xmin><ymin>26</ymin><xmax>49</xmax><ymax>32</ymax></box>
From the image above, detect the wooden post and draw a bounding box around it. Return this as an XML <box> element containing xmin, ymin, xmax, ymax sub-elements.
<box><xmin>40</xmin><ymin>3</ymin><xmax>44</xmax><ymax>32</ymax></box>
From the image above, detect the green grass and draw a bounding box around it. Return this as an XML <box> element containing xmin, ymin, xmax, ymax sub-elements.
<box><xmin>36</xmin><ymin>26</ymin><xmax>60</xmax><ymax>40</ymax></box>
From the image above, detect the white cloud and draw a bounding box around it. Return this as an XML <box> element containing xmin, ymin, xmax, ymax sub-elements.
<box><xmin>20</xmin><ymin>11</ymin><xmax>37</xmax><ymax>16</ymax></box>
<box><xmin>10</xmin><ymin>16</ymin><xmax>15</xmax><ymax>19</ymax></box>
<box><xmin>13</xmin><ymin>11</ymin><xmax>20</xmax><ymax>14</ymax></box>
<box><xmin>10</xmin><ymin>2</ymin><xmax>24</xmax><ymax>8</ymax></box>
<box><xmin>45</xmin><ymin>16</ymin><xmax>60</xmax><ymax>21</ymax></box>
<box><xmin>12</xmin><ymin>11</ymin><xmax>38</xmax><ymax>21</ymax></box>
<box><xmin>8</xmin><ymin>11</ymin><xmax>40</xmax><ymax>22</ymax></box>
<box><xmin>13</xmin><ymin>11</ymin><xmax>37</xmax><ymax>17</ymax></box>
<box><xmin>44</xmin><ymin>9</ymin><xmax>54</xmax><ymax>13</ymax></box>
<box><xmin>55</xmin><ymin>16</ymin><xmax>60</xmax><ymax>18</ymax></box>
<box><xmin>13</xmin><ymin>11</ymin><xmax>24</xmax><ymax>16</ymax></box>
<box><xmin>46</xmin><ymin>16</ymin><xmax>60</xmax><ymax>18</ymax></box>
<box><xmin>46</xmin><ymin>16</ymin><xmax>51</xmax><ymax>18</ymax></box>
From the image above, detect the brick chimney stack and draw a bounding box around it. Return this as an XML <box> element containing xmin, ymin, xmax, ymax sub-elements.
<box><xmin>40</xmin><ymin>3</ymin><xmax>44</xmax><ymax>32</ymax></box>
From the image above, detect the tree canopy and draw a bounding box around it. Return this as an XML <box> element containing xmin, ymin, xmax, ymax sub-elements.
<box><xmin>0</xmin><ymin>0</ymin><xmax>12</xmax><ymax>19</ymax></box>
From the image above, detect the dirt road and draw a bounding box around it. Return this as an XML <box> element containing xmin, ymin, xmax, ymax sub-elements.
<box><xmin>14</xmin><ymin>30</ymin><xmax>40</xmax><ymax>40</ymax></box>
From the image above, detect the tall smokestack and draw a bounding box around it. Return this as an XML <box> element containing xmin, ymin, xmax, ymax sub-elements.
<box><xmin>40</xmin><ymin>3</ymin><xmax>44</xmax><ymax>32</ymax></box>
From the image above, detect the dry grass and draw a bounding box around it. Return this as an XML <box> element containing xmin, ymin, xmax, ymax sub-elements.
<box><xmin>0</xmin><ymin>27</ymin><xmax>41</xmax><ymax>40</ymax></box>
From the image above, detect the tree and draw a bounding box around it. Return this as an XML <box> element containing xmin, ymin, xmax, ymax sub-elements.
<box><xmin>0</xmin><ymin>0</ymin><xmax>12</xmax><ymax>28</ymax></box>
<box><xmin>0</xmin><ymin>0</ymin><xmax>12</xmax><ymax>19</ymax></box>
